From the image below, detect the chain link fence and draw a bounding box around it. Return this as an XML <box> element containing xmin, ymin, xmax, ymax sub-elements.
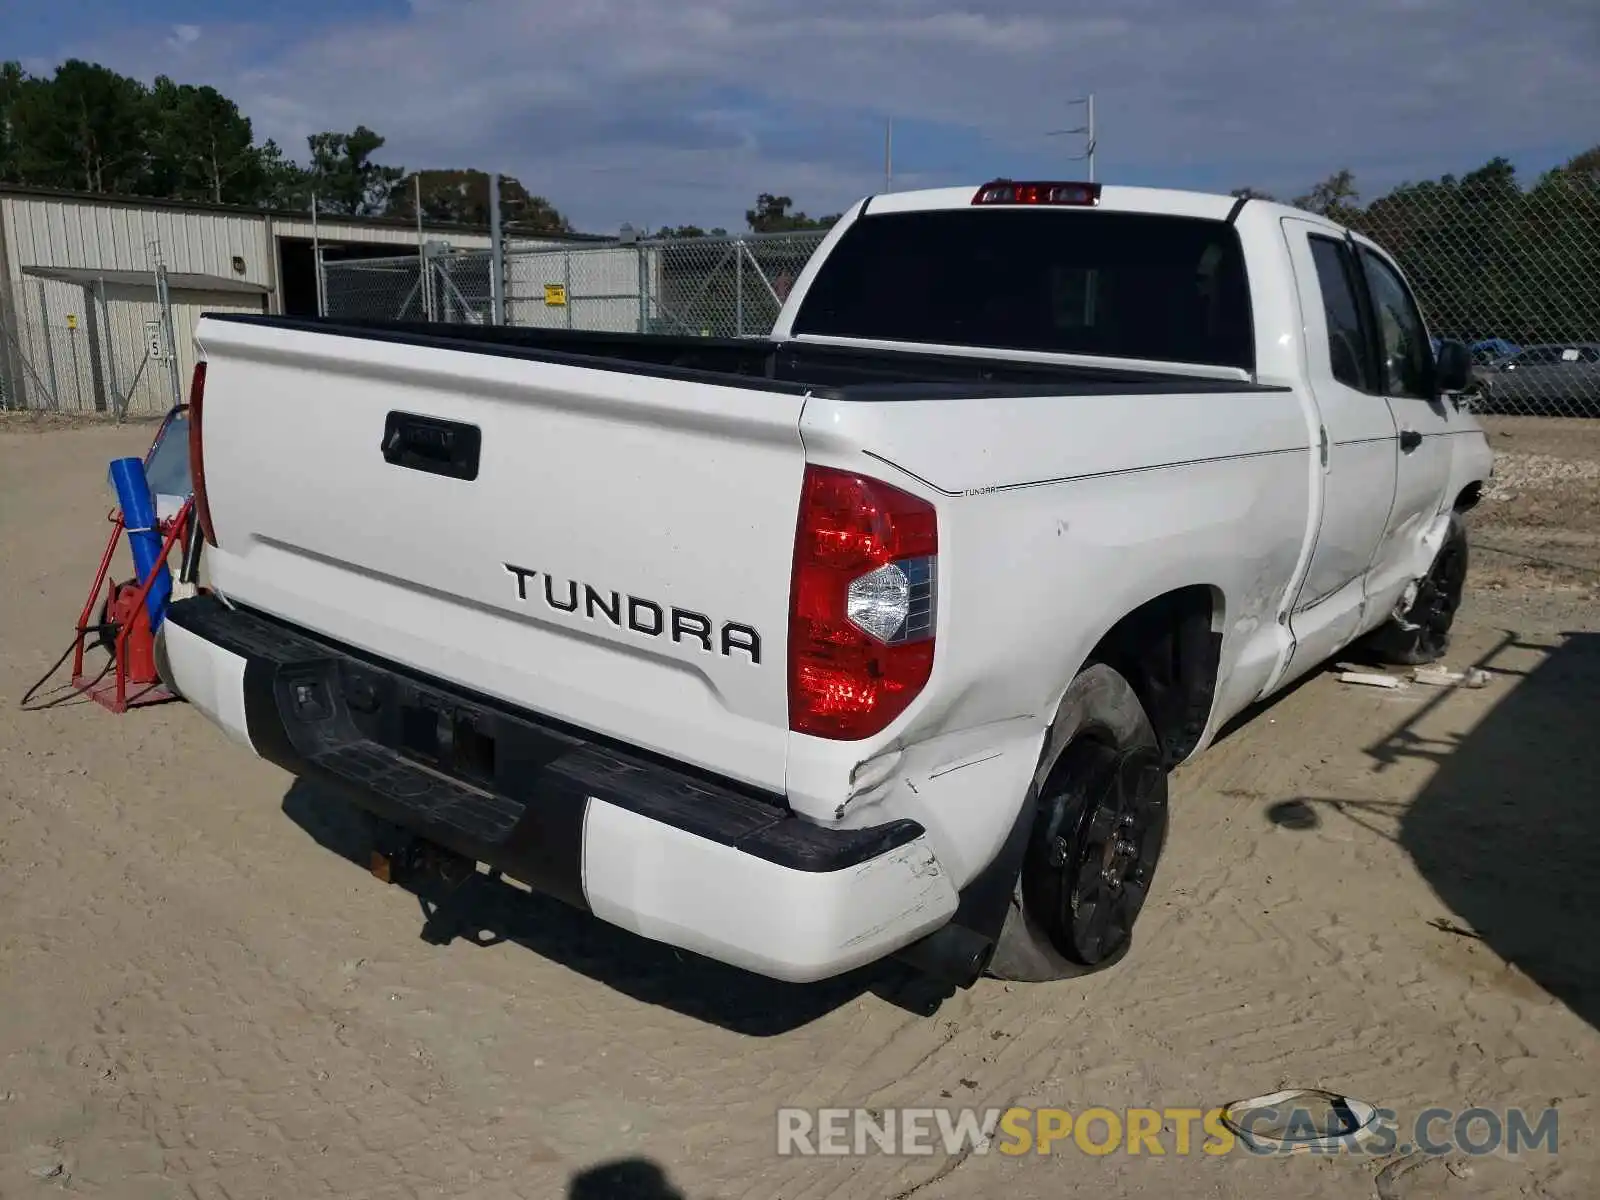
<box><xmin>317</xmin><ymin>177</ymin><xmax>1600</xmax><ymax>419</ymax></box>
<box><xmin>320</xmin><ymin>252</ymin><xmax>495</xmax><ymax>325</ymax></box>
<box><xmin>1346</xmin><ymin>170</ymin><xmax>1600</xmax><ymax>419</ymax></box>
<box><xmin>1</xmin><ymin>270</ymin><xmax>186</xmax><ymax>416</ymax></box>
<box><xmin>322</xmin><ymin>230</ymin><xmax>829</xmax><ymax>340</ymax></box>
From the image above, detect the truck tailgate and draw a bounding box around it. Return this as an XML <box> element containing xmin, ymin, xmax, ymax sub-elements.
<box><xmin>194</xmin><ymin>316</ymin><xmax>808</xmax><ymax>791</ymax></box>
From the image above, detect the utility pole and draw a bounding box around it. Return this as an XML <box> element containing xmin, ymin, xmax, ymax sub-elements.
<box><xmin>884</xmin><ymin>117</ymin><xmax>894</xmax><ymax>193</ymax></box>
<box><xmin>1046</xmin><ymin>92</ymin><xmax>1097</xmax><ymax>181</ymax></box>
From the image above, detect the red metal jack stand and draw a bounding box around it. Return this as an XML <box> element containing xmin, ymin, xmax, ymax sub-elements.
<box><xmin>69</xmin><ymin>498</ymin><xmax>194</xmax><ymax>714</ymax></box>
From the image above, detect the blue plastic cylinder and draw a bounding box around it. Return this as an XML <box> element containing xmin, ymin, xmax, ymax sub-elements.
<box><xmin>108</xmin><ymin>456</ymin><xmax>172</xmax><ymax>630</ymax></box>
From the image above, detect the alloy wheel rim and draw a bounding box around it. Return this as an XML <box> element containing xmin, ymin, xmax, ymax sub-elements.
<box><xmin>1046</xmin><ymin>740</ymin><xmax>1166</xmax><ymax>966</ymax></box>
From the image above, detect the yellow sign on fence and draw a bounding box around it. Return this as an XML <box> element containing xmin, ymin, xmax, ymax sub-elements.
<box><xmin>544</xmin><ymin>283</ymin><xmax>567</xmax><ymax>307</ymax></box>
<box><xmin>65</xmin><ymin>313</ymin><xmax>78</xmax><ymax>330</ymax></box>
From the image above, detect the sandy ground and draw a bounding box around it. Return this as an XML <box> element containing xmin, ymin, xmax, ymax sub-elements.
<box><xmin>2</xmin><ymin>419</ymin><xmax>1597</xmax><ymax>1200</ymax></box>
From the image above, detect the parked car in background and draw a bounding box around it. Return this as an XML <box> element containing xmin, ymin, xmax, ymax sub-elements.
<box><xmin>1470</xmin><ymin>338</ymin><xmax>1520</xmax><ymax>365</ymax></box>
<box><xmin>1470</xmin><ymin>342</ymin><xmax>1600</xmax><ymax>416</ymax></box>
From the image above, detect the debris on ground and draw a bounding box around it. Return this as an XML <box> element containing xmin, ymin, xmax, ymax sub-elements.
<box><xmin>1218</xmin><ymin>1088</ymin><xmax>1384</xmax><ymax>1154</ymax></box>
<box><xmin>1411</xmin><ymin>664</ymin><xmax>1492</xmax><ymax>688</ymax></box>
<box><xmin>1428</xmin><ymin>916</ymin><xmax>1486</xmax><ymax>941</ymax></box>
<box><xmin>1337</xmin><ymin>670</ymin><xmax>1407</xmax><ymax>689</ymax></box>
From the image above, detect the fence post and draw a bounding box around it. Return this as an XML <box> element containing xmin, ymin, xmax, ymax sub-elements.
<box><xmin>155</xmin><ymin>264</ymin><xmax>184</xmax><ymax>414</ymax></box>
<box><xmin>94</xmin><ymin>276</ymin><xmax>120</xmax><ymax>413</ymax></box>
<box><xmin>68</xmin><ymin>324</ymin><xmax>84</xmax><ymax>413</ymax></box>
<box><xmin>564</xmin><ymin>251</ymin><xmax>573</xmax><ymax>330</ymax></box>
<box><xmin>38</xmin><ymin>281</ymin><xmax>61</xmax><ymax>411</ymax></box>
<box><xmin>489</xmin><ymin>173</ymin><xmax>506</xmax><ymax>326</ymax></box>
<box><xmin>637</xmin><ymin>244</ymin><xmax>648</xmax><ymax>334</ymax></box>
<box><xmin>311</xmin><ymin>194</ymin><xmax>328</xmax><ymax>317</ymax></box>
<box><xmin>735</xmin><ymin>241</ymin><xmax>745</xmax><ymax>338</ymax></box>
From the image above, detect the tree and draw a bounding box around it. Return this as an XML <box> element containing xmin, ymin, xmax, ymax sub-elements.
<box><xmin>1336</xmin><ymin>150</ymin><xmax>1600</xmax><ymax>346</ymax></box>
<box><xmin>1561</xmin><ymin>145</ymin><xmax>1600</xmax><ymax>187</ymax></box>
<box><xmin>0</xmin><ymin>61</ymin><xmax>581</xmax><ymax>228</ymax></box>
<box><xmin>7</xmin><ymin>59</ymin><xmax>152</xmax><ymax>193</ymax></box>
<box><xmin>387</xmin><ymin>169</ymin><xmax>572</xmax><ymax>232</ymax></box>
<box><xmin>653</xmin><ymin>224</ymin><xmax>728</xmax><ymax>239</ymax></box>
<box><xmin>146</xmin><ymin>77</ymin><xmax>263</xmax><ymax>204</ymax></box>
<box><xmin>0</xmin><ymin>61</ymin><xmax>24</xmax><ymax>183</ymax></box>
<box><xmin>304</xmin><ymin>125</ymin><xmax>404</xmax><ymax>216</ymax></box>
<box><xmin>1293</xmin><ymin>168</ymin><xmax>1362</xmax><ymax>224</ymax></box>
<box><xmin>745</xmin><ymin>193</ymin><xmax>839</xmax><ymax>233</ymax></box>
<box><xmin>256</xmin><ymin>138</ymin><xmax>312</xmax><ymax>208</ymax></box>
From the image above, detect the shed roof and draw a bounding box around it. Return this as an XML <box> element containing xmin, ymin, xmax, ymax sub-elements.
<box><xmin>22</xmin><ymin>264</ymin><xmax>272</xmax><ymax>294</ymax></box>
<box><xmin>0</xmin><ymin>182</ymin><xmax>611</xmax><ymax>242</ymax></box>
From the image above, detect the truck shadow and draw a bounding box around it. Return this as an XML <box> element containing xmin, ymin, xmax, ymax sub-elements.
<box><xmin>279</xmin><ymin>779</ymin><xmax>943</xmax><ymax>1034</ymax></box>
<box><xmin>1265</xmin><ymin>628</ymin><xmax>1600</xmax><ymax>1030</ymax></box>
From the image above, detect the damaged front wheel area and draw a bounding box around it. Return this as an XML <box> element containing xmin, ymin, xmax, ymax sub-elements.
<box><xmin>1364</xmin><ymin>512</ymin><xmax>1470</xmax><ymax>666</ymax></box>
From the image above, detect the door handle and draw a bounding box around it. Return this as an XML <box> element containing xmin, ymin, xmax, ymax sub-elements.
<box><xmin>381</xmin><ymin>412</ymin><xmax>481</xmax><ymax>481</ymax></box>
<box><xmin>1399</xmin><ymin>429</ymin><xmax>1422</xmax><ymax>453</ymax></box>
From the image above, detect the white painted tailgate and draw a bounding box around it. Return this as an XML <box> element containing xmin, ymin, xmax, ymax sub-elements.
<box><xmin>194</xmin><ymin>318</ymin><xmax>806</xmax><ymax>791</ymax></box>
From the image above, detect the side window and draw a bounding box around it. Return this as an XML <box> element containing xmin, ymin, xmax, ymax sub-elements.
<box><xmin>1510</xmin><ymin>347</ymin><xmax>1570</xmax><ymax>367</ymax></box>
<box><xmin>1306</xmin><ymin>235</ymin><xmax>1372</xmax><ymax>390</ymax></box>
<box><xmin>1358</xmin><ymin>248</ymin><xmax>1432</xmax><ymax>399</ymax></box>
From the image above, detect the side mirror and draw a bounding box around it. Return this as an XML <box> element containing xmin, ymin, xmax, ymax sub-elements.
<box><xmin>1434</xmin><ymin>339</ymin><xmax>1472</xmax><ymax>393</ymax></box>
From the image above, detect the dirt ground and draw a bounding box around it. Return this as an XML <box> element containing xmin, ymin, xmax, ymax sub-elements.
<box><xmin>2</xmin><ymin>418</ymin><xmax>1596</xmax><ymax>1200</ymax></box>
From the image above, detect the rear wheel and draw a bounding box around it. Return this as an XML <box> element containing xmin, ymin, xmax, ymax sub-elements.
<box><xmin>1364</xmin><ymin>512</ymin><xmax>1469</xmax><ymax>666</ymax></box>
<box><xmin>988</xmin><ymin>664</ymin><xmax>1170</xmax><ymax>982</ymax></box>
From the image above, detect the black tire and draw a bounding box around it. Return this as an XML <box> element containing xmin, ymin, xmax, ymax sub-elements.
<box><xmin>1363</xmin><ymin>512</ymin><xmax>1469</xmax><ymax>666</ymax></box>
<box><xmin>987</xmin><ymin>664</ymin><xmax>1170</xmax><ymax>983</ymax></box>
<box><xmin>95</xmin><ymin>591</ymin><xmax>118</xmax><ymax>656</ymax></box>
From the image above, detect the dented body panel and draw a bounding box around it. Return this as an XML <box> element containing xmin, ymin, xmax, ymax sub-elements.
<box><xmin>165</xmin><ymin>183</ymin><xmax>1492</xmax><ymax>985</ymax></box>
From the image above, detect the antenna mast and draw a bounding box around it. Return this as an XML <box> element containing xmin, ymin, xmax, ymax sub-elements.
<box><xmin>1046</xmin><ymin>92</ymin><xmax>1097</xmax><ymax>181</ymax></box>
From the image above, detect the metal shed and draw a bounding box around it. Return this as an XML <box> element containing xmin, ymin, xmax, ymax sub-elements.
<box><xmin>0</xmin><ymin>186</ymin><xmax>573</xmax><ymax>414</ymax></box>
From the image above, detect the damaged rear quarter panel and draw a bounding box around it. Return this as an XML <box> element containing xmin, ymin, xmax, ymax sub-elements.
<box><xmin>785</xmin><ymin>390</ymin><xmax>1313</xmax><ymax>890</ymax></box>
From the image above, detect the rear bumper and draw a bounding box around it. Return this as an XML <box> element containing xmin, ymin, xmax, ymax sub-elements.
<box><xmin>158</xmin><ymin>595</ymin><xmax>959</xmax><ymax>983</ymax></box>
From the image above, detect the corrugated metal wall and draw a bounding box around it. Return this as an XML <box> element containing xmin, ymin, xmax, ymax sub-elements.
<box><xmin>0</xmin><ymin>190</ymin><xmax>604</xmax><ymax>411</ymax></box>
<box><xmin>12</xmin><ymin>276</ymin><xmax>102</xmax><ymax>412</ymax></box>
<box><xmin>115</xmin><ymin>286</ymin><xmax>263</xmax><ymax>415</ymax></box>
<box><xmin>1</xmin><ymin>194</ymin><xmax>271</xmax><ymax>284</ymax></box>
<box><xmin>10</xmin><ymin>272</ymin><xmax>260</xmax><ymax>414</ymax></box>
<box><xmin>0</xmin><ymin>194</ymin><xmax>273</xmax><ymax>411</ymax></box>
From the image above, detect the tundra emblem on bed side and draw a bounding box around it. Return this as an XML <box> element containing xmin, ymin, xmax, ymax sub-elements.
<box><xmin>503</xmin><ymin>563</ymin><xmax>761</xmax><ymax>664</ymax></box>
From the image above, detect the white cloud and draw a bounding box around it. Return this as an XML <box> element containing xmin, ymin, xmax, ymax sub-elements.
<box><xmin>166</xmin><ymin>23</ymin><xmax>201</xmax><ymax>50</ymax></box>
<box><xmin>43</xmin><ymin>0</ymin><xmax>1600</xmax><ymax>231</ymax></box>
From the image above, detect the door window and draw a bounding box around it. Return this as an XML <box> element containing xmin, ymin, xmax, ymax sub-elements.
<box><xmin>1307</xmin><ymin>235</ymin><xmax>1374</xmax><ymax>390</ymax></box>
<box><xmin>1358</xmin><ymin>249</ymin><xmax>1432</xmax><ymax>400</ymax></box>
<box><xmin>1511</xmin><ymin>346</ymin><xmax>1580</xmax><ymax>366</ymax></box>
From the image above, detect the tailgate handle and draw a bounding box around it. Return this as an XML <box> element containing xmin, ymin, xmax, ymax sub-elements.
<box><xmin>382</xmin><ymin>412</ymin><xmax>481</xmax><ymax>481</ymax></box>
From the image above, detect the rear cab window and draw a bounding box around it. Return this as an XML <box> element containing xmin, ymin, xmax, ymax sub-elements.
<box><xmin>790</xmin><ymin>208</ymin><xmax>1254</xmax><ymax>372</ymax></box>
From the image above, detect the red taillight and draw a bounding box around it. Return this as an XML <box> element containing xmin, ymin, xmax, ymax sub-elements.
<box><xmin>972</xmin><ymin>180</ymin><xmax>1101</xmax><ymax>207</ymax></box>
<box><xmin>789</xmin><ymin>465</ymin><xmax>938</xmax><ymax>740</ymax></box>
<box><xmin>186</xmin><ymin>361</ymin><xmax>217</xmax><ymax>546</ymax></box>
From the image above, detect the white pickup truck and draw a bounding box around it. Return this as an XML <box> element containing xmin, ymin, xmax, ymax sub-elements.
<box><xmin>159</xmin><ymin>179</ymin><xmax>1492</xmax><ymax>989</ymax></box>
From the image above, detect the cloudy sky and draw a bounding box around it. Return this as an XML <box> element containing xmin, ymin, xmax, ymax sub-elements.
<box><xmin>9</xmin><ymin>0</ymin><xmax>1599</xmax><ymax>233</ymax></box>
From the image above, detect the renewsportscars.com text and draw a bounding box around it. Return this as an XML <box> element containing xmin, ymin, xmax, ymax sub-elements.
<box><xmin>776</xmin><ymin>1105</ymin><xmax>1560</xmax><ymax>1158</ymax></box>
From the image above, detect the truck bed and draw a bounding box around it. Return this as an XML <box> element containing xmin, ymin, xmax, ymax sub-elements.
<box><xmin>204</xmin><ymin>314</ymin><xmax>1285</xmax><ymax>398</ymax></box>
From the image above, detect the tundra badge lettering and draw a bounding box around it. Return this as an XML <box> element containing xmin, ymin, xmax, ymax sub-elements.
<box><xmin>503</xmin><ymin>563</ymin><xmax>761</xmax><ymax>664</ymax></box>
